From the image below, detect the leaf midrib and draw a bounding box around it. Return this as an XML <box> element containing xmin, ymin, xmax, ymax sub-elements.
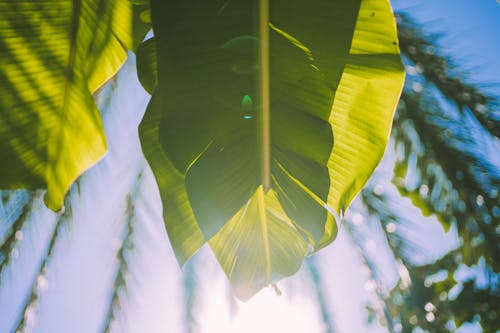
<box><xmin>259</xmin><ymin>0</ymin><xmax>271</xmax><ymax>192</ymax></box>
<box><xmin>48</xmin><ymin>0</ymin><xmax>81</xmax><ymax>201</ymax></box>
<box><xmin>257</xmin><ymin>186</ymin><xmax>271</xmax><ymax>281</ymax></box>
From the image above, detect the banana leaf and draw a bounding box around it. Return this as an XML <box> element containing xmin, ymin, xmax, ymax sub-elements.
<box><xmin>0</xmin><ymin>0</ymin><xmax>135</xmax><ymax>210</ymax></box>
<box><xmin>139</xmin><ymin>0</ymin><xmax>404</xmax><ymax>299</ymax></box>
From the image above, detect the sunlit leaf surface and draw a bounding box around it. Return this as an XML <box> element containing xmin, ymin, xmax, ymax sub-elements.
<box><xmin>321</xmin><ymin>0</ymin><xmax>405</xmax><ymax>246</ymax></box>
<box><xmin>209</xmin><ymin>186</ymin><xmax>309</xmax><ymax>300</ymax></box>
<box><xmin>0</xmin><ymin>0</ymin><xmax>133</xmax><ymax>210</ymax></box>
<box><xmin>139</xmin><ymin>0</ymin><xmax>404</xmax><ymax>298</ymax></box>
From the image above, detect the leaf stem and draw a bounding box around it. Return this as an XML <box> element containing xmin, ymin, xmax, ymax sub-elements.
<box><xmin>257</xmin><ymin>186</ymin><xmax>271</xmax><ymax>282</ymax></box>
<box><xmin>259</xmin><ymin>0</ymin><xmax>271</xmax><ymax>191</ymax></box>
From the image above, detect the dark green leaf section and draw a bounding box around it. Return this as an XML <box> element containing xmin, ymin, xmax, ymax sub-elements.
<box><xmin>136</xmin><ymin>38</ymin><xmax>157</xmax><ymax>94</ymax></box>
<box><xmin>139</xmin><ymin>0</ymin><xmax>369</xmax><ymax>298</ymax></box>
<box><xmin>139</xmin><ymin>95</ymin><xmax>206</xmax><ymax>264</ymax></box>
<box><xmin>270</xmin><ymin>0</ymin><xmax>361</xmax><ymax>92</ymax></box>
<box><xmin>141</xmin><ymin>0</ymin><xmax>357</xmax><ymax>245</ymax></box>
<box><xmin>175</xmin><ymin>28</ymin><xmax>334</xmax><ymax>242</ymax></box>
<box><xmin>130</xmin><ymin>2</ymin><xmax>152</xmax><ymax>51</ymax></box>
<box><xmin>140</xmin><ymin>0</ymin><xmax>406</xmax><ymax>299</ymax></box>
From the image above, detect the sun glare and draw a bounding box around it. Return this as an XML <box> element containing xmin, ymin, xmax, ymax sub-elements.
<box><xmin>200</xmin><ymin>279</ymin><xmax>325</xmax><ymax>333</ymax></box>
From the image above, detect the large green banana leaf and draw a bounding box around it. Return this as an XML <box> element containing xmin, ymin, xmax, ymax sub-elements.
<box><xmin>139</xmin><ymin>0</ymin><xmax>404</xmax><ymax>299</ymax></box>
<box><xmin>0</xmin><ymin>0</ymin><xmax>135</xmax><ymax>210</ymax></box>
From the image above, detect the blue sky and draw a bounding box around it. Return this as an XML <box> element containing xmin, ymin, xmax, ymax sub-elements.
<box><xmin>392</xmin><ymin>0</ymin><xmax>500</xmax><ymax>94</ymax></box>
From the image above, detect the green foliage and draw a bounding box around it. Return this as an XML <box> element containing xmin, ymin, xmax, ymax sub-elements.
<box><xmin>0</xmin><ymin>0</ymin><xmax>132</xmax><ymax>210</ymax></box>
<box><xmin>1</xmin><ymin>1</ymin><xmax>498</xmax><ymax>330</ymax></box>
<box><xmin>396</xmin><ymin>13</ymin><xmax>500</xmax><ymax>138</ymax></box>
<box><xmin>384</xmin><ymin>252</ymin><xmax>500</xmax><ymax>333</ymax></box>
<box><xmin>138</xmin><ymin>0</ymin><xmax>403</xmax><ymax>299</ymax></box>
<box><xmin>394</xmin><ymin>93</ymin><xmax>500</xmax><ymax>268</ymax></box>
<box><xmin>392</xmin><ymin>15</ymin><xmax>500</xmax><ymax>270</ymax></box>
<box><xmin>136</xmin><ymin>38</ymin><xmax>157</xmax><ymax>94</ymax></box>
<box><xmin>0</xmin><ymin>0</ymin><xmax>403</xmax><ymax>300</ymax></box>
<box><xmin>355</xmin><ymin>13</ymin><xmax>500</xmax><ymax>333</ymax></box>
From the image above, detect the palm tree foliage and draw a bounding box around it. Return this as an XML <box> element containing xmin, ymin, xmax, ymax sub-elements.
<box><xmin>354</xmin><ymin>12</ymin><xmax>500</xmax><ymax>333</ymax></box>
<box><xmin>0</xmin><ymin>3</ymin><xmax>499</xmax><ymax>333</ymax></box>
